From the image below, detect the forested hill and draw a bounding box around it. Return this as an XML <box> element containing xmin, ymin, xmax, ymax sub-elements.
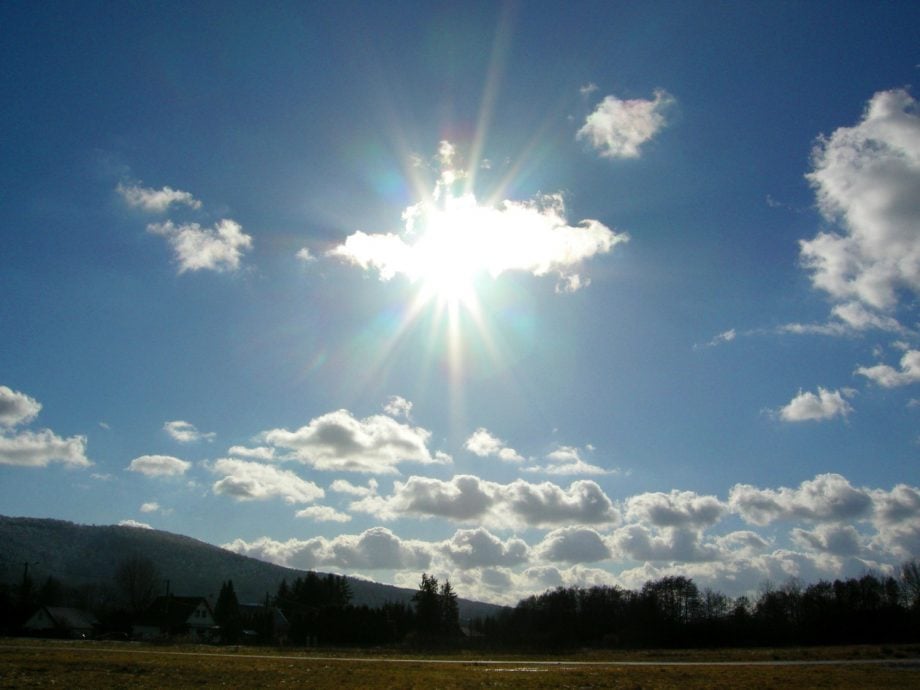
<box><xmin>0</xmin><ymin>516</ymin><xmax>501</xmax><ymax>619</ymax></box>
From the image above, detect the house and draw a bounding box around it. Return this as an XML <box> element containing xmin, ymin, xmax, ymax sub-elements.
<box><xmin>238</xmin><ymin>602</ymin><xmax>289</xmax><ymax>644</ymax></box>
<box><xmin>133</xmin><ymin>595</ymin><xmax>216</xmax><ymax>641</ymax></box>
<box><xmin>24</xmin><ymin>606</ymin><xmax>98</xmax><ymax>638</ymax></box>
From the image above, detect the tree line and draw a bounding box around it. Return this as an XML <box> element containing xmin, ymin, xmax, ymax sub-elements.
<box><xmin>3</xmin><ymin>555</ymin><xmax>919</xmax><ymax>649</ymax></box>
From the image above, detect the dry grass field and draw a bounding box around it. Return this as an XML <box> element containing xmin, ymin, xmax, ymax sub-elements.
<box><xmin>1</xmin><ymin>639</ymin><xmax>918</xmax><ymax>688</ymax></box>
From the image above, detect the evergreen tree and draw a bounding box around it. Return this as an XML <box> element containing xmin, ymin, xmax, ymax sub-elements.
<box><xmin>439</xmin><ymin>579</ymin><xmax>460</xmax><ymax>637</ymax></box>
<box><xmin>214</xmin><ymin>580</ymin><xmax>242</xmax><ymax>644</ymax></box>
<box><xmin>413</xmin><ymin>573</ymin><xmax>442</xmax><ymax>637</ymax></box>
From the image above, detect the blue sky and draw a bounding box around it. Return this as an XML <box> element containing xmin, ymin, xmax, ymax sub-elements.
<box><xmin>2</xmin><ymin>1</ymin><xmax>919</xmax><ymax>604</ymax></box>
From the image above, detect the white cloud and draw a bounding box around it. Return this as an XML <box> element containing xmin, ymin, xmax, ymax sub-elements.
<box><xmin>139</xmin><ymin>501</ymin><xmax>160</xmax><ymax>514</ymax></box>
<box><xmin>164</xmin><ymin>420</ymin><xmax>216</xmax><ymax>443</ymax></box>
<box><xmin>776</xmin><ymin>386</ymin><xmax>855</xmax><ymax>422</ymax></box>
<box><xmin>223</xmin><ymin>527</ymin><xmax>432</xmax><ymax>571</ymax></box>
<box><xmin>790</xmin><ymin>524</ymin><xmax>863</xmax><ymax>556</ymax></box>
<box><xmin>262</xmin><ymin>409</ymin><xmax>448</xmax><ymax>474</ymax></box>
<box><xmin>126</xmin><ymin>454</ymin><xmax>191</xmax><ymax>477</ymax></box>
<box><xmin>330</xmin><ymin>478</ymin><xmax>378</xmax><ymax>496</ymax></box>
<box><xmin>295</xmin><ymin>505</ymin><xmax>351</xmax><ymax>522</ymax></box>
<box><xmin>210</xmin><ymin>458</ymin><xmax>323</xmax><ymax>504</ymax></box>
<box><xmin>0</xmin><ymin>429</ymin><xmax>91</xmax><ymax>468</ymax></box>
<box><xmin>534</xmin><ymin>526</ymin><xmax>611</xmax><ymax>563</ymax></box>
<box><xmin>625</xmin><ymin>490</ymin><xmax>726</xmax><ymax>528</ymax></box>
<box><xmin>352</xmin><ymin>474</ymin><xmax>619</xmax><ymax>528</ymax></box>
<box><xmin>330</xmin><ymin>144</ymin><xmax>627</xmax><ymax>293</ymax></box>
<box><xmin>383</xmin><ymin>395</ymin><xmax>413</xmax><ymax>419</ymax></box>
<box><xmin>856</xmin><ymin>349</ymin><xmax>920</xmax><ymax>387</ymax></box>
<box><xmin>729</xmin><ymin>473</ymin><xmax>873</xmax><ymax>526</ymax></box>
<box><xmin>147</xmin><ymin>219</ymin><xmax>252</xmax><ymax>273</ymax></box>
<box><xmin>439</xmin><ymin>527</ymin><xmax>529</xmax><ymax>568</ymax></box>
<box><xmin>577</xmin><ymin>89</ymin><xmax>674</xmax><ymax>159</ymax></box>
<box><xmin>117</xmin><ymin>183</ymin><xmax>201</xmax><ymax>212</ymax></box>
<box><xmin>464</xmin><ymin>427</ymin><xmax>523</xmax><ymax>462</ymax></box>
<box><xmin>525</xmin><ymin>445</ymin><xmax>611</xmax><ymax>475</ymax></box>
<box><xmin>226</xmin><ymin>445</ymin><xmax>276</xmax><ymax>461</ymax></box>
<box><xmin>0</xmin><ymin>386</ymin><xmax>42</xmax><ymax>427</ymax></box>
<box><xmin>579</xmin><ymin>82</ymin><xmax>598</xmax><ymax>96</ymax></box>
<box><xmin>118</xmin><ymin>519</ymin><xmax>153</xmax><ymax>530</ymax></box>
<box><xmin>611</xmin><ymin>524</ymin><xmax>720</xmax><ymax>563</ymax></box>
<box><xmin>296</xmin><ymin>247</ymin><xmax>316</xmax><ymax>262</ymax></box>
<box><xmin>800</xmin><ymin>89</ymin><xmax>920</xmax><ymax>316</ymax></box>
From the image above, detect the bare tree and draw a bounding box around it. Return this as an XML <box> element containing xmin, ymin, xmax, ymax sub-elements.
<box><xmin>114</xmin><ymin>555</ymin><xmax>160</xmax><ymax>615</ymax></box>
<box><xmin>899</xmin><ymin>559</ymin><xmax>920</xmax><ymax>610</ymax></box>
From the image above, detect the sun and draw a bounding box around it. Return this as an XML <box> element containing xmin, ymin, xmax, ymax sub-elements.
<box><xmin>410</xmin><ymin>193</ymin><xmax>488</xmax><ymax>309</ymax></box>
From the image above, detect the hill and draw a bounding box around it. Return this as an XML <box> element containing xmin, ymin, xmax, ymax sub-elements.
<box><xmin>0</xmin><ymin>515</ymin><xmax>502</xmax><ymax>620</ymax></box>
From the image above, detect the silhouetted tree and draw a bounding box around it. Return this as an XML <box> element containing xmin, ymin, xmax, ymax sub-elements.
<box><xmin>413</xmin><ymin>573</ymin><xmax>442</xmax><ymax>638</ymax></box>
<box><xmin>114</xmin><ymin>555</ymin><xmax>160</xmax><ymax>615</ymax></box>
<box><xmin>214</xmin><ymin>580</ymin><xmax>242</xmax><ymax>644</ymax></box>
<box><xmin>439</xmin><ymin>579</ymin><xmax>460</xmax><ymax>637</ymax></box>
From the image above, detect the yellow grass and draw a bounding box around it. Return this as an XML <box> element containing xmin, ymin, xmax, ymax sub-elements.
<box><xmin>1</xmin><ymin>639</ymin><xmax>918</xmax><ymax>688</ymax></box>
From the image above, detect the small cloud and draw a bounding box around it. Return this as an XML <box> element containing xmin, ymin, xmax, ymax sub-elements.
<box><xmin>98</xmin><ymin>421</ymin><xmax>111</xmax><ymax>430</ymax></box>
<box><xmin>579</xmin><ymin>83</ymin><xmax>598</xmax><ymax>97</ymax></box>
<box><xmin>577</xmin><ymin>89</ymin><xmax>674</xmax><ymax>159</ymax></box>
<box><xmin>0</xmin><ymin>385</ymin><xmax>42</xmax><ymax>428</ymax></box>
<box><xmin>295</xmin><ymin>505</ymin><xmax>351</xmax><ymax>522</ymax></box>
<box><xmin>227</xmin><ymin>445</ymin><xmax>276</xmax><ymax>461</ymax></box>
<box><xmin>147</xmin><ymin>219</ymin><xmax>252</xmax><ymax>274</ymax></box>
<box><xmin>383</xmin><ymin>395</ymin><xmax>413</xmax><ymax>420</ymax></box>
<box><xmin>296</xmin><ymin>247</ymin><xmax>316</xmax><ymax>262</ymax></box>
<box><xmin>775</xmin><ymin>387</ymin><xmax>855</xmax><ymax>423</ymax></box>
<box><xmin>164</xmin><ymin>420</ymin><xmax>216</xmax><ymax>444</ymax></box>
<box><xmin>464</xmin><ymin>428</ymin><xmax>524</xmax><ymax>463</ymax></box>
<box><xmin>117</xmin><ymin>182</ymin><xmax>201</xmax><ymax>212</ymax></box>
<box><xmin>210</xmin><ymin>458</ymin><xmax>324</xmax><ymax>504</ymax></box>
<box><xmin>330</xmin><ymin>478</ymin><xmax>378</xmax><ymax>497</ymax></box>
<box><xmin>118</xmin><ymin>519</ymin><xmax>153</xmax><ymax>530</ymax></box>
<box><xmin>696</xmin><ymin>328</ymin><xmax>737</xmax><ymax>349</ymax></box>
<box><xmin>127</xmin><ymin>454</ymin><xmax>191</xmax><ymax>477</ymax></box>
<box><xmin>856</xmin><ymin>349</ymin><xmax>920</xmax><ymax>388</ymax></box>
<box><xmin>526</xmin><ymin>445</ymin><xmax>612</xmax><ymax>476</ymax></box>
<box><xmin>140</xmin><ymin>501</ymin><xmax>160</xmax><ymax>513</ymax></box>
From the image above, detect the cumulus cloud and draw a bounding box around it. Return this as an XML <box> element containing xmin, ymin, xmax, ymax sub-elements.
<box><xmin>0</xmin><ymin>386</ymin><xmax>90</xmax><ymax>468</ymax></box>
<box><xmin>729</xmin><ymin>473</ymin><xmax>872</xmax><ymax>526</ymax></box>
<box><xmin>0</xmin><ymin>386</ymin><xmax>42</xmax><ymax>427</ymax></box>
<box><xmin>117</xmin><ymin>183</ymin><xmax>201</xmax><ymax>212</ymax></box>
<box><xmin>534</xmin><ymin>526</ymin><xmax>611</xmax><ymax>563</ymax></box>
<box><xmin>525</xmin><ymin>445</ymin><xmax>610</xmax><ymax>475</ymax></box>
<box><xmin>383</xmin><ymin>395</ymin><xmax>413</xmax><ymax>419</ymax></box>
<box><xmin>295</xmin><ymin>505</ymin><xmax>351</xmax><ymax>522</ymax></box>
<box><xmin>352</xmin><ymin>474</ymin><xmax>619</xmax><ymax>528</ymax></box>
<box><xmin>791</xmin><ymin>524</ymin><xmax>863</xmax><ymax>556</ymax></box>
<box><xmin>223</xmin><ymin>527</ymin><xmax>432</xmax><ymax>571</ymax></box>
<box><xmin>799</xmin><ymin>89</ymin><xmax>920</xmax><ymax>320</ymax></box>
<box><xmin>611</xmin><ymin>524</ymin><xmax>720</xmax><ymax>563</ymax></box>
<box><xmin>625</xmin><ymin>490</ymin><xmax>726</xmax><ymax>528</ymax></box>
<box><xmin>118</xmin><ymin>519</ymin><xmax>153</xmax><ymax>530</ymax></box>
<box><xmin>262</xmin><ymin>409</ymin><xmax>448</xmax><ymax>474</ymax></box>
<box><xmin>164</xmin><ymin>420</ymin><xmax>216</xmax><ymax>443</ymax></box>
<box><xmin>330</xmin><ymin>478</ymin><xmax>378</xmax><ymax>496</ymax></box>
<box><xmin>226</xmin><ymin>445</ymin><xmax>276</xmax><ymax>461</ymax></box>
<box><xmin>147</xmin><ymin>219</ymin><xmax>252</xmax><ymax>273</ymax></box>
<box><xmin>776</xmin><ymin>387</ymin><xmax>855</xmax><ymax>422</ymax></box>
<box><xmin>296</xmin><ymin>247</ymin><xmax>316</xmax><ymax>262</ymax></box>
<box><xmin>439</xmin><ymin>528</ymin><xmax>529</xmax><ymax>569</ymax></box>
<box><xmin>139</xmin><ymin>501</ymin><xmax>160</xmax><ymax>513</ymax></box>
<box><xmin>330</xmin><ymin>143</ymin><xmax>627</xmax><ymax>293</ymax></box>
<box><xmin>126</xmin><ymin>454</ymin><xmax>191</xmax><ymax>477</ymax></box>
<box><xmin>577</xmin><ymin>89</ymin><xmax>674</xmax><ymax>159</ymax></box>
<box><xmin>856</xmin><ymin>349</ymin><xmax>920</xmax><ymax>387</ymax></box>
<box><xmin>464</xmin><ymin>428</ymin><xmax>523</xmax><ymax>463</ymax></box>
<box><xmin>0</xmin><ymin>429</ymin><xmax>91</xmax><ymax>468</ymax></box>
<box><xmin>210</xmin><ymin>458</ymin><xmax>323</xmax><ymax>504</ymax></box>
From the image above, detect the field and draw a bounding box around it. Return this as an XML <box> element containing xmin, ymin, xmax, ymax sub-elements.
<box><xmin>1</xmin><ymin>639</ymin><xmax>919</xmax><ymax>688</ymax></box>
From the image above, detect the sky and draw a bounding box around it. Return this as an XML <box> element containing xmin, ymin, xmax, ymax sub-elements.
<box><xmin>1</xmin><ymin>1</ymin><xmax>919</xmax><ymax>605</ymax></box>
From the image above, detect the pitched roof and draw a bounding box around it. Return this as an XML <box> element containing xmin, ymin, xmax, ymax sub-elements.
<box><xmin>27</xmin><ymin>606</ymin><xmax>97</xmax><ymax>630</ymax></box>
<box><xmin>135</xmin><ymin>596</ymin><xmax>213</xmax><ymax>628</ymax></box>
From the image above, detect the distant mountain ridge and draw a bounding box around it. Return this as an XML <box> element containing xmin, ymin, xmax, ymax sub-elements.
<box><xmin>0</xmin><ymin>516</ymin><xmax>503</xmax><ymax>620</ymax></box>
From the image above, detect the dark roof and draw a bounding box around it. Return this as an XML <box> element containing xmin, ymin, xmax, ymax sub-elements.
<box><xmin>135</xmin><ymin>596</ymin><xmax>212</xmax><ymax>628</ymax></box>
<box><xmin>27</xmin><ymin>606</ymin><xmax>97</xmax><ymax>630</ymax></box>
